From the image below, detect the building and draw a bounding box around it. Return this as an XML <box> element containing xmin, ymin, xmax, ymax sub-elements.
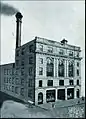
<box><xmin>0</xmin><ymin>12</ymin><xmax>82</xmax><ymax>105</ymax></box>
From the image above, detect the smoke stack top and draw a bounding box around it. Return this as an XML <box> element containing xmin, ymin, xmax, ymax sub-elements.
<box><xmin>15</xmin><ymin>12</ymin><xmax>23</xmax><ymax>49</ymax></box>
<box><xmin>15</xmin><ymin>12</ymin><xmax>23</xmax><ymax>19</ymax></box>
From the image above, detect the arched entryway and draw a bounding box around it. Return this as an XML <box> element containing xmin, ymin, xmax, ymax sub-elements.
<box><xmin>76</xmin><ymin>89</ymin><xmax>80</xmax><ymax>98</ymax></box>
<box><xmin>38</xmin><ymin>92</ymin><xmax>43</xmax><ymax>104</ymax></box>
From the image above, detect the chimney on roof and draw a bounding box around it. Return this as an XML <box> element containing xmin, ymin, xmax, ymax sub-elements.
<box><xmin>60</xmin><ymin>38</ymin><xmax>68</xmax><ymax>45</ymax></box>
<box><xmin>15</xmin><ymin>12</ymin><xmax>23</xmax><ymax>49</ymax></box>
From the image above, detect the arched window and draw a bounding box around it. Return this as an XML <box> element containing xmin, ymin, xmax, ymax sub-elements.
<box><xmin>38</xmin><ymin>92</ymin><xmax>43</xmax><ymax>104</ymax></box>
<box><xmin>46</xmin><ymin>57</ymin><xmax>54</xmax><ymax>77</ymax></box>
<box><xmin>68</xmin><ymin>61</ymin><xmax>74</xmax><ymax>77</ymax></box>
<box><xmin>58</xmin><ymin>60</ymin><xmax>64</xmax><ymax>77</ymax></box>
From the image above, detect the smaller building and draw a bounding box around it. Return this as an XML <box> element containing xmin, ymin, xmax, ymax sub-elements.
<box><xmin>0</xmin><ymin>63</ymin><xmax>16</xmax><ymax>97</ymax></box>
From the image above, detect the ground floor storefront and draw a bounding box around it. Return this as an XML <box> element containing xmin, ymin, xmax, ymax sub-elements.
<box><xmin>35</xmin><ymin>87</ymin><xmax>81</xmax><ymax>105</ymax></box>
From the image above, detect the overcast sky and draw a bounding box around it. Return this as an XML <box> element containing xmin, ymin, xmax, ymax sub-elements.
<box><xmin>1</xmin><ymin>1</ymin><xmax>85</xmax><ymax>96</ymax></box>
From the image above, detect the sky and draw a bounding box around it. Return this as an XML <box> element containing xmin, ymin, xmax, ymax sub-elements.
<box><xmin>1</xmin><ymin>1</ymin><xmax>85</xmax><ymax>96</ymax></box>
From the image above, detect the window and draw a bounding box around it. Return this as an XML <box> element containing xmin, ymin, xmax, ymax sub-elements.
<box><xmin>4</xmin><ymin>69</ymin><xmax>6</xmax><ymax>75</ymax></box>
<box><xmin>21</xmin><ymin>78</ymin><xmax>24</xmax><ymax>85</ymax></box>
<box><xmin>16</xmin><ymin>60</ymin><xmax>19</xmax><ymax>66</ymax></box>
<box><xmin>15</xmin><ymin>87</ymin><xmax>18</xmax><ymax>94</ymax></box>
<box><xmin>39</xmin><ymin>58</ymin><xmax>43</xmax><ymax>64</ymax></box>
<box><xmin>21</xmin><ymin>60</ymin><xmax>24</xmax><ymax>66</ymax></box>
<box><xmin>38</xmin><ymin>92</ymin><xmax>43</xmax><ymax>104</ymax></box>
<box><xmin>29</xmin><ymin>57</ymin><xmax>33</xmax><ymax>64</ymax></box>
<box><xmin>69</xmin><ymin>51</ymin><xmax>73</xmax><ymax>56</ymax></box>
<box><xmin>12</xmin><ymin>78</ymin><xmax>15</xmax><ymax>84</ymax></box>
<box><xmin>77</xmin><ymin>80</ymin><xmax>79</xmax><ymax>85</ymax></box>
<box><xmin>21</xmin><ymin>69</ymin><xmax>24</xmax><ymax>75</ymax></box>
<box><xmin>28</xmin><ymin>79</ymin><xmax>33</xmax><ymax>87</ymax></box>
<box><xmin>59</xmin><ymin>49</ymin><xmax>64</xmax><ymax>55</ymax></box>
<box><xmin>15</xmin><ymin>78</ymin><xmax>19</xmax><ymax>85</ymax></box>
<box><xmin>77</xmin><ymin>62</ymin><xmax>79</xmax><ymax>67</ymax></box>
<box><xmin>29</xmin><ymin>67</ymin><xmax>33</xmax><ymax>76</ymax></box>
<box><xmin>16</xmin><ymin>50</ymin><xmax>19</xmax><ymax>56</ymax></box>
<box><xmin>68</xmin><ymin>61</ymin><xmax>74</xmax><ymax>77</ymax></box>
<box><xmin>20</xmin><ymin>88</ymin><xmax>24</xmax><ymax>96</ymax></box>
<box><xmin>28</xmin><ymin>89</ymin><xmax>32</xmax><ymax>98</ymax></box>
<box><xmin>46</xmin><ymin>57</ymin><xmax>54</xmax><ymax>77</ymax></box>
<box><xmin>39</xmin><ymin>80</ymin><xmax>42</xmax><ymax>87</ymax></box>
<box><xmin>39</xmin><ymin>67</ymin><xmax>43</xmax><ymax>75</ymax></box>
<box><xmin>21</xmin><ymin>48</ymin><xmax>25</xmax><ymax>55</ymax></box>
<box><xmin>69</xmin><ymin>80</ymin><xmax>74</xmax><ymax>85</ymax></box>
<box><xmin>77</xmin><ymin>69</ymin><xmax>79</xmax><ymax>76</ymax></box>
<box><xmin>29</xmin><ymin>45</ymin><xmax>34</xmax><ymax>52</ymax></box>
<box><xmin>4</xmin><ymin>77</ymin><xmax>6</xmax><ymax>83</ymax></box>
<box><xmin>7</xmin><ymin>77</ymin><xmax>8</xmax><ymax>83</ymax></box>
<box><xmin>13</xmin><ymin>63</ymin><xmax>15</xmax><ymax>68</ymax></box>
<box><xmin>47</xmin><ymin>80</ymin><xmax>53</xmax><ymax>86</ymax></box>
<box><xmin>58</xmin><ymin>60</ymin><xmax>64</xmax><ymax>77</ymax></box>
<box><xmin>12</xmin><ymin>86</ymin><xmax>14</xmax><ymax>92</ymax></box>
<box><xmin>47</xmin><ymin>47</ymin><xmax>53</xmax><ymax>53</ymax></box>
<box><xmin>39</xmin><ymin>45</ymin><xmax>43</xmax><ymax>51</ymax></box>
<box><xmin>9</xmin><ymin>78</ymin><xmax>11</xmax><ymax>84</ymax></box>
<box><xmin>77</xmin><ymin>52</ymin><xmax>79</xmax><ymax>57</ymax></box>
<box><xmin>59</xmin><ymin>80</ymin><xmax>64</xmax><ymax>86</ymax></box>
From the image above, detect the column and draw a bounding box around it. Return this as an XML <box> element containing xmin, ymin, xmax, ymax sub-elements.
<box><xmin>54</xmin><ymin>58</ymin><xmax>56</xmax><ymax>77</ymax></box>
<box><xmin>43</xmin><ymin>89</ymin><xmax>46</xmax><ymax>103</ymax></box>
<box><xmin>74</xmin><ymin>60</ymin><xmax>77</xmax><ymax>78</ymax></box>
<box><xmin>66</xmin><ymin>60</ymin><xmax>69</xmax><ymax>77</ymax></box>
<box><xmin>74</xmin><ymin>87</ymin><xmax>77</xmax><ymax>99</ymax></box>
<box><xmin>55</xmin><ymin>89</ymin><xmax>57</xmax><ymax>101</ymax></box>
<box><xmin>55</xmin><ymin>58</ymin><xmax>57</xmax><ymax>77</ymax></box>
<box><xmin>57</xmin><ymin>59</ymin><xmax>58</xmax><ymax>77</ymax></box>
<box><xmin>64</xmin><ymin>60</ymin><xmax>67</xmax><ymax>77</ymax></box>
<box><xmin>65</xmin><ymin>88</ymin><xmax>67</xmax><ymax>100</ymax></box>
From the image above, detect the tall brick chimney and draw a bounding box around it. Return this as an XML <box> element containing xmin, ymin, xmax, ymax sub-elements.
<box><xmin>15</xmin><ymin>12</ymin><xmax>23</xmax><ymax>49</ymax></box>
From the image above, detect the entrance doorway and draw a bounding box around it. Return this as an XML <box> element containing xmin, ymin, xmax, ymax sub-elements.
<box><xmin>58</xmin><ymin>89</ymin><xmax>65</xmax><ymax>100</ymax></box>
<box><xmin>76</xmin><ymin>89</ymin><xmax>80</xmax><ymax>98</ymax></box>
<box><xmin>38</xmin><ymin>92</ymin><xmax>43</xmax><ymax>104</ymax></box>
<box><xmin>46</xmin><ymin>90</ymin><xmax>55</xmax><ymax>103</ymax></box>
<box><xmin>67</xmin><ymin>88</ymin><xmax>74</xmax><ymax>100</ymax></box>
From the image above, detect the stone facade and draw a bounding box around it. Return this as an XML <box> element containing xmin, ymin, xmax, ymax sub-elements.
<box><xmin>0</xmin><ymin>36</ymin><xmax>82</xmax><ymax>105</ymax></box>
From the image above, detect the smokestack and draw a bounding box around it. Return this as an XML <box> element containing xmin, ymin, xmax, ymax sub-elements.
<box><xmin>15</xmin><ymin>12</ymin><xmax>23</xmax><ymax>49</ymax></box>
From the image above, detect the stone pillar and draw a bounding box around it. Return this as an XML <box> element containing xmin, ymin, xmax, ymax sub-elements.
<box><xmin>64</xmin><ymin>60</ymin><xmax>67</xmax><ymax>77</ymax></box>
<box><xmin>74</xmin><ymin>87</ymin><xmax>77</xmax><ymax>99</ymax></box>
<box><xmin>44</xmin><ymin>57</ymin><xmax>46</xmax><ymax>77</ymax></box>
<box><xmin>74</xmin><ymin>60</ymin><xmax>77</xmax><ymax>78</ymax></box>
<box><xmin>65</xmin><ymin>88</ymin><xmax>67</xmax><ymax>100</ymax></box>
<box><xmin>54</xmin><ymin>58</ymin><xmax>56</xmax><ymax>77</ymax></box>
<box><xmin>66</xmin><ymin>60</ymin><xmax>69</xmax><ymax>77</ymax></box>
<box><xmin>43</xmin><ymin>89</ymin><xmax>46</xmax><ymax>104</ymax></box>
<box><xmin>55</xmin><ymin>89</ymin><xmax>57</xmax><ymax>101</ymax></box>
<box><xmin>57</xmin><ymin>59</ymin><xmax>58</xmax><ymax>77</ymax></box>
<box><xmin>55</xmin><ymin>58</ymin><xmax>57</xmax><ymax>77</ymax></box>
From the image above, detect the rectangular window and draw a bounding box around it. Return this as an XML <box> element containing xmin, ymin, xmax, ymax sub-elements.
<box><xmin>39</xmin><ymin>58</ymin><xmax>43</xmax><ymax>64</ymax></box>
<box><xmin>12</xmin><ymin>86</ymin><xmax>14</xmax><ymax>92</ymax></box>
<box><xmin>21</xmin><ymin>60</ymin><xmax>24</xmax><ymax>66</ymax></box>
<box><xmin>21</xmin><ymin>48</ymin><xmax>25</xmax><ymax>55</ymax></box>
<box><xmin>29</xmin><ymin>57</ymin><xmax>33</xmax><ymax>64</ymax></box>
<box><xmin>15</xmin><ymin>87</ymin><xmax>18</xmax><ymax>94</ymax></box>
<box><xmin>47</xmin><ymin>47</ymin><xmax>53</xmax><ymax>53</ymax></box>
<box><xmin>39</xmin><ymin>67</ymin><xmax>43</xmax><ymax>75</ymax></box>
<box><xmin>12</xmin><ymin>78</ymin><xmax>15</xmax><ymax>84</ymax></box>
<box><xmin>59</xmin><ymin>49</ymin><xmax>64</xmax><ymax>55</ymax></box>
<box><xmin>77</xmin><ymin>80</ymin><xmax>79</xmax><ymax>85</ymax></box>
<box><xmin>29</xmin><ymin>45</ymin><xmax>34</xmax><ymax>52</ymax></box>
<box><xmin>21</xmin><ymin>69</ymin><xmax>24</xmax><ymax>75</ymax></box>
<box><xmin>15</xmin><ymin>78</ymin><xmax>19</xmax><ymax>85</ymax></box>
<box><xmin>28</xmin><ymin>89</ymin><xmax>32</xmax><ymax>98</ymax></box>
<box><xmin>69</xmin><ymin>51</ymin><xmax>73</xmax><ymax>56</ymax></box>
<box><xmin>9</xmin><ymin>78</ymin><xmax>11</xmax><ymax>84</ymax></box>
<box><xmin>77</xmin><ymin>69</ymin><xmax>79</xmax><ymax>76</ymax></box>
<box><xmin>21</xmin><ymin>78</ymin><xmax>24</xmax><ymax>85</ymax></box>
<box><xmin>77</xmin><ymin>62</ymin><xmax>79</xmax><ymax>67</ymax></box>
<box><xmin>16</xmin><ymin>50</ymin><xmax>19</xmax><ymax>56</ymax></box>
<box><xmin>28</xmin><ymin>79</ymin><xmax>33</xmax><ymax>87</ymax></box>
<box><xmin>69</xmin><ymin>80</ymin><xmax>74</xmax><ymax>85</ymax></box>
<box><xmin>4</xmin><ymin>69</ymin><xmax>6</xmax><ymax>75</ymax></box>
<box><xmin>29</xmin><ymin>67</ymin><xmax>33</xmax><ymax>76</ymax></box>
<box><xmin>59</xmin><ymin>80</ymin><xmax>64</xmax><ymax>86</ymax></box>
<box><xmin>47</xmin><ymin>80</ymin><xmax>53</xmax><ymax>86</ymax></box>
<box><xmin>4</xmin><ymin>77</ymin><xmax>6</xmax><ymax>83</ymax></box>
<box><xmin>39</xmin><ymin>80</ymin><xmax>42</xmax><ymax>87</ymax></box>
<box><xmin>16</xmin><ymin>60</ymin><xmax>19</xmax><ymax>66</ymax></box>
<box><xmin>77</xmin><ymin>52</ymin><xmax>79</xmax><ymax>57</ymax></box>
<box><xmin>20</xmin><ymin>88</ymin><xmax>24</xmax><ymax>96</ymax></box>
<box><xmin>39</xmin><ymin>45</ymin><xmax>43</xmax><ymax>51</ymax></box>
